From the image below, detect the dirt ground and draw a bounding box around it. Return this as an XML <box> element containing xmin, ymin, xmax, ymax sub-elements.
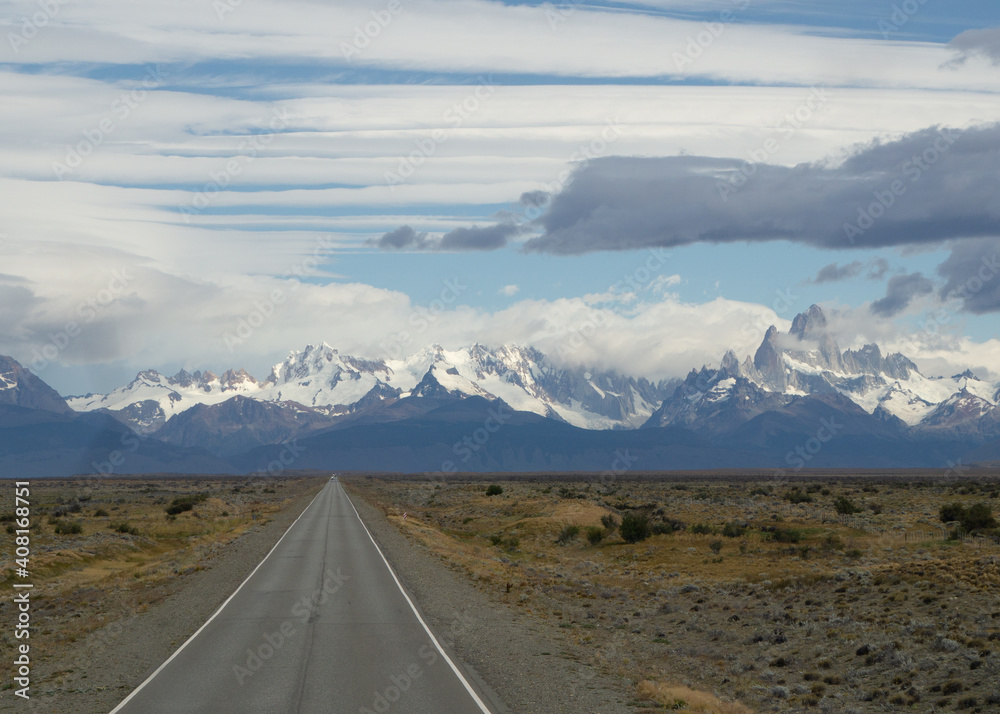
<box><xmin>345</xmin><ymin>472</ymin><xmax>1000</xmax><ymax>713</ymax></box>
<box><xmin>0</xmin><ymin>473</ymin><xmax>325</xmax><ymax>712</ymax></box>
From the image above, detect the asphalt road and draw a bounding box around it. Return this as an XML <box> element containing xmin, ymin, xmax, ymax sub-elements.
<box><xmin>110</xmin><ymin>477</ymin><xmax>496</xmax><ymax>714</ymax></box>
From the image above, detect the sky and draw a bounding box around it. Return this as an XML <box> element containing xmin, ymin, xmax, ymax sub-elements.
<box><xmin>1</xmin><ymin>0</ymin><xmax>999</xmax><ymax>396</ymax></box>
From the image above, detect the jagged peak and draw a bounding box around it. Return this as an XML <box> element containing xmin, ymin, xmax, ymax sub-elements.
<box><xmin>789</xmin><ymin>304</ymin><xmax>827</xmax><ymax>340</ymax></box>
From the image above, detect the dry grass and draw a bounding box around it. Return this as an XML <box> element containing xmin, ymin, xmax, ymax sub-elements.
<box><xmin>637</xmin><ymin>681</ymin><xmax>753</xmax><ymax>713</ymax></box>
<box><xmin>347</xmin><ymin>473</ymin><xmax>1000</xmax><ymax>713</ymax></box>
<box><xmin>0</xmin><ymin>475</ymin><xmax>325</xmax><ymax>670</ymax></box>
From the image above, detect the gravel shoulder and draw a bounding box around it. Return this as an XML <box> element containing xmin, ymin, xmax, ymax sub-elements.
<box><xmin>5</xmin><ymin>481</ymin><xmax>324</xmax><ymax>714</ymax></box>
<box><xmin>8</xmin><ymin>477</ymin><xmax>635</xmax><ymax>714</ymax></box>
<box><xmin>345</xmin><ymin>483</ymin><xmax>639</xmax><ymax>714</ymax></box>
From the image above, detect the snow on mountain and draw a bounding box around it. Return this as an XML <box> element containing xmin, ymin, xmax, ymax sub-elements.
<box><xmin>67</xmin><ymin>368</ymin><xmax>262</xmax><ymax>432</ymax></box>
<box><xmin>648</xmin><ymin>304</ymin><xmax>999</xmax><ymax>433</ymax></box>
<box><xmin>0</xmin><ymin>355</ymin><xmax>73</xmax><ymax>414</ymax></box>
<box><xmin>61</xmin><ymin>309</ymin><xmax>998</xmax><ymax>438</ymax></box>
<box><xmin>67</xmin><ymin>343</ymin><xmax>675</xmax><ymax>432</ymax></box>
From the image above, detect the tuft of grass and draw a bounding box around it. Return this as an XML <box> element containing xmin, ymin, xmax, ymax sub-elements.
<box><xmin>53</xmin><ymin>520</ymin><xmax>83</xmax><ymax>535</ymax></box>
<box><xmin>110</xmin><ymin>521</ymin><xmax>140</xmax><ymax>536</ymax></box>
<box><xmin>637</xmin><ymin>681</ymin><xmax>752</xmax><ymax>713</ymax></box>
<box><xmin>556</xmin><ymin>524</ymin><xmax>580</xmax><ymax>544</ymax></box>
<box><xmin>785</xmin><ymin>489</ymin><xmax>813</xmax><ymax>504</ymax></box>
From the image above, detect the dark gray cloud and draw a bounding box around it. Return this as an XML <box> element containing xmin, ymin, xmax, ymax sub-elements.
<box><xmin>867</xmin><ymin>258</ymin><xmax>890</xmax><ymax>280</ymax></box>
<box><xmin>809</xmin><ymin>258</ymin><xmax>890</xmax><ymax>284</ymax></box>
<box><xmin>439</xmin><ymin>223</ymin><xmax>520</xmax><ymax>251</ymax></box>
<box><xmin>521</xmin><ymin>123</ymin><xmax>1000</xmax><ymax>255</ymax></box>
<box><xmin>372</xmin><ymin>223</ymin><xmax>520</xmax><ymax>252</ymax></box>
<box><xmin>950</xmin><ymin>26</ymin><xmax>1000</xmax><ymax>64</ymax></box>
<box><xmin>811</xmin><ymin>261</ymin><xmax>863</xmax><ymax>284</ymax></box>
<box><xmin>937</xmin><ymin>238</ymin><xmax>1000</xmax><ymax>314</ymax></box>
<box><xmin>871</xmin><ymin>272</ymin><xmax>935</xmax><ymax>317</ymax></box>
<box><xmin>373</xmin><ymin>225</ymin><xmax>431</xmax><ymax>250</ymax></box>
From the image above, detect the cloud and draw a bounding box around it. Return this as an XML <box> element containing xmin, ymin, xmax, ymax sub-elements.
<box><xmin>937</xmin><ymin>238</ymin><xmax>1000</xmax><ymax>314</ymax></box>
<box><xmin>868</xmin><ymin>258</ymin><xmax>890</xmax><ymax>280</ymax></box>
<box><xmin>499</xmin><ymin>284</ymin><xmax>519</xmax><ymax>297</ymax></box>
<box><xmin>810</xmin><ymin>261</ymin><xmax>864</xmax><ymax>284</ymax></box>
<box><xmin>808</xmin><ymin>258</ymin><xmax>890</xmax><ymax>284</ymax></box>
<box><xmin>1</xmin><ymin>0</ymin><xmax>998</xmax><ymax>91</ymax></box>
<box><xmin>440</xmin><ymin>223</ymin><xmax>520</xmax><ymax>251</ymax></box>
<box><xmin>372</xmin><ymin>223</ymin><xmax>521</xmax><ymax>252</ymax></box>
<box><xmin>950</xmin><ymin>26</ymin><xmax>1000</xmax><ymax>65</ymax></box>
<box><xmin>870</xmin><ymin>272</ymin><xmax>935</xmax><ymax>317</ymax></box>
<box><xmin>373</xmin><ymin>226</ymin><xmax>431</xmax><ymax>251</ymax></box>
<box><xmin>520</xmin><ymin>123</ymin><xmax>1000</xmax><ymax>256</ymax></box>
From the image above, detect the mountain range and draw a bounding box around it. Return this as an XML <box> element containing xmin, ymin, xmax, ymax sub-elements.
<box><xmin>2</xmin><ymin>306</ymin><xmax>998</xmax><ymax>477</ymax></box>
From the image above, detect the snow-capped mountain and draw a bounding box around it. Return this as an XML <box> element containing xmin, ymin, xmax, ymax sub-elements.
<box><xmin>0</xmin><ymin>355</ymin><xmax>73</xmax><ymax>414</ymax></box>
<box><xmin>67</xmin><ymin>368</ymin><xmax>262</xmax><ymax>432</ymax></box>
<box><xmin>55</xmin><ymin>308</ymin><xmax>1000</xmax><ymax>447</ymax></box>
<box><xmin>645</xmin><ymin>305</ymin><xmax>999</xmax><ymax>440</ymax></box>
<box><xmin>68</xmin><ymin>343</ymin><xmax>677</xmax><ymax>433</ymax></box>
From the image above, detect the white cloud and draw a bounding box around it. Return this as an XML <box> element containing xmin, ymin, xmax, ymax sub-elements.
<box><xmin>498</xmin><ymin>284</ymin><xmax>519</xmax><ymax>297</ymax></box>
<box><xmin>2</xmin><ymin>0</ymin><xmax>999</xmax><ymax>90</ymax></box>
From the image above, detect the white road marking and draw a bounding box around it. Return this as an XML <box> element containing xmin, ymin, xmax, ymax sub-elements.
<box><xmin>340</xmin><ymin>483</ymin><xmax>494</xmax><ymax>714</ymax></box>
<box><xmin>108</xmin><ymin>485</ymin><xmax>326</xmax><ymax>714</ymax></box>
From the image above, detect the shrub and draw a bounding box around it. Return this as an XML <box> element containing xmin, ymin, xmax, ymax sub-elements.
<box><xmin>769</xmin><ymin>528</ymin><xmax>802</xmax><ymax>544</ymax></box>
<box><xmin>556</xmin><ymin>524</ymin><xmax>580</xmax><ymax>544</ymax></box>
<box><xmin>485</xmin><ymin>484</ymin><xmax>503</xmax><ymax>497</ymax></box>
<box><xmin>940</xmin><ymin>502</ymin><xmax>966</xmax><ymax>523</ymax></box>
<box><xmin>54</xmin><ymin>521</ymin><xmax>83</xmax><ymax>535</ymax></box>
<box><xmin>93</xmin><ymin>508</ymin><xmax>110</xmax><ymax>517</ymax></box>
<box><xmin>690</xmin><ymin>523</ymin><xmax>715</xmax><ymax>535</ymax></box>
<box><xmin>965</xmin><ymin>502</ymin><xmax>998</xmax><ymax>530</ymax></box>
<box><xmin>834</xmin><ymin>496</ymin><xmax>861</xmax><ymax>515</ymax></box>
<box><xmin>785</xmin><ymin>489</ymin><xmax>812</xmax><ymax>504</ymax></box>
<box><xmin>600</xmin><ymin>514</ymin><xmax>619</xmax><ymax>532</ymax></box>
<box><xmin>111</xmin><ymin>521</ymin><xmax>139</xmax><ymax>536</ymax></box>
<box><xmin>652</xmin><ymin>519</ymin><xmax>685</xmax><ymax>535</ymax></box>
<box><xmin>709</xmin><ymin>540</ymin><xmax>723</xmax><ymax>554</ymax></box>
<box><xmin>165</xmin><ymin>493</ymin><xmax>208</xmax><ymax>516</ymax></box>
<box><xmin>940</xmin><ymin>502</ymin><xmax>998</xmax><ymax>533</ymax></box>
<box><xmin>586</xmin><ymin>526</ymin><xmax>604</xmax><ymax>545</ymax></box>
<box><xmin>942</xmin><ymin>680</ymin><xmax>963</xmax><ymax>695</ymax></box>
<box><xmin>620</xmin><ymin>513</ymin><xmax>651</xmax><ymax>543</ymax></box>
<box><xmin>722</xmin><ymin>522</ymin><xmax>746</xmax><ymax>538</ymax></box>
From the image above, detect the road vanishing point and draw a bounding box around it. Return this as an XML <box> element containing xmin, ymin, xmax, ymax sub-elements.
<box><xmin>110</xmin><ymin>476</ymin><xmax>497</xmax><ymax>714</ymax></box>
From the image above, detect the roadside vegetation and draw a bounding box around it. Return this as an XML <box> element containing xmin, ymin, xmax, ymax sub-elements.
<box><xmin>348</xmin><ymin>472</ymin><xmax>1000</xmax><ymax>713</ymax></box>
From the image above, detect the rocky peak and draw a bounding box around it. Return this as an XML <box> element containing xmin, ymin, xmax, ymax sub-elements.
<box><xmin>0</xmin><ymin>355</ymin><xmax>73</xmax><ymax>414</ymax></box>
<box><xmin>789</xmin><ymin>304</ymin><xmax>827</xmax><ymax>340</ymax></box>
